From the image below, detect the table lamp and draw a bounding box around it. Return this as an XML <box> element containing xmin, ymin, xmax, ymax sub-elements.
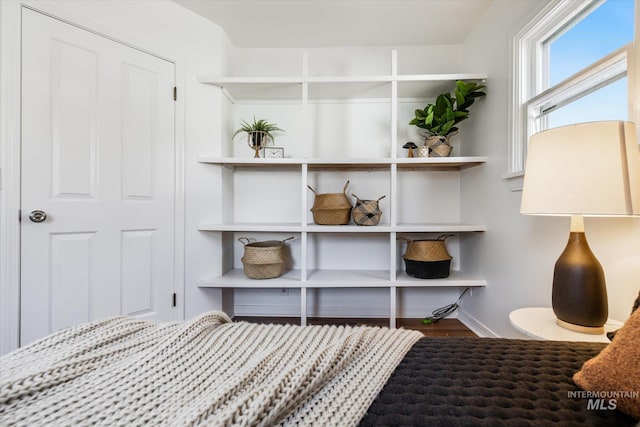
<box><xmin>521</xmin><ymin>121</ymin><xmax>640</xmax><ymax>334</ymax></box>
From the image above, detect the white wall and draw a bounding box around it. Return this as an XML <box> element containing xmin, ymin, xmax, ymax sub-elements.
<box><xmin>459</xmin><ymin>0</ymin><xmax>640</xmax><ymax>338</ymax></box>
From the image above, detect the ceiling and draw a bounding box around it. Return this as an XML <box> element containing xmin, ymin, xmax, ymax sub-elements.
<box><xmin>172</xmin><ymin>0</ymin><xmax>493</xmax><ymax>48</ymax></box>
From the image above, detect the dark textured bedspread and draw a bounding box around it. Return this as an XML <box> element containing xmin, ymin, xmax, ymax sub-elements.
<box><xmin>360</xmin><ymin>337</ymin><xmax>636</xmax><ymax>426</ymax></box>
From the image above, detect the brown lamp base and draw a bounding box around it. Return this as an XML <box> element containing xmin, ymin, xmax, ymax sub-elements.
<box><xmin>551</xmin><ymin>216</ymin><xmax>608</xmax><ymax>334</ymax></box>
<box><xmin>556</xmin><ymin>318</ymin><xmax>604</xmax><ymax>335</ymax></box>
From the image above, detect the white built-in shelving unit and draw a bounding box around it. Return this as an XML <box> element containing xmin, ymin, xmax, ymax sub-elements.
<box><xmin>197</xmin><ymin>50</ymin><xmax>487</xmax><ymax>327</ymax></box>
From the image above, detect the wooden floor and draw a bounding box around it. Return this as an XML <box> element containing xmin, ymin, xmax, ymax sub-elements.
<box><xmin>233</xmin><ymin>316</ymin><xmax>477</xmax><ymax>337</ymax></box>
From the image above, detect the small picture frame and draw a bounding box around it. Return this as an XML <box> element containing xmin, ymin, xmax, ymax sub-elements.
<box><xmin>262</xmin><ymin>147</ymin><xmax>284</xmax><ymax>158</ymax></box>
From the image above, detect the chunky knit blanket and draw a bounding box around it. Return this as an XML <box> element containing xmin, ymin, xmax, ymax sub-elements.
<box><xmin>0</xmin><ymin>311</ymin><xmax>422</xmax><ymax>426</ymax></box>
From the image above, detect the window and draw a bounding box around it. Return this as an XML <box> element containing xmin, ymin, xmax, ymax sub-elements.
<box><xmin>548</xmin><ymin>0</ymin><xmax>634</xmax><ymax>85</ymax></box>
<box><xmin>548</xmin><ymin>78</ymin><xmax>627</xmax><ymax>127</ymax></box>
<box><xmin>507</xmin><ymin>0</ymin><xmax>636</xmax><ymax>190</ymax></box>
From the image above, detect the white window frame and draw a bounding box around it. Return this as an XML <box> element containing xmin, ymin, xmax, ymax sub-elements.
<box><xmin>505</xmin><ymin>0</ymin><xmax>636</xmax><ymax>191</ymax></box>
<box><xmin>526</xmin><ymin>47</ymin><xmax>628</xmax><ymax>142</ymax></box>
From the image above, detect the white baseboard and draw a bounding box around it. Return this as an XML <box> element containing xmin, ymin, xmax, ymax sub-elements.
<box><xmin>458</xmin><ymin>308</ymin><xmax>499</xmax><ymax>337</ymax></box>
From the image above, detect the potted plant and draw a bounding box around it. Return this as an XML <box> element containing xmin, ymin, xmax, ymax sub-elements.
<box><xmin>409</xmin><ymin>80</ymin><xmax>486</xmax><ymax>157</ymax></box>
<box><xmin>232</xmin><ymin>117</ymin><xmax>284</xmax><ymax>158</ymax></box>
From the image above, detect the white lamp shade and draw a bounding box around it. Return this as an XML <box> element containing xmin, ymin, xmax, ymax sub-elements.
<box><xmin>521</xmin><ymin>121</ymin><xmax>640</xmax><ymax>216</ymax></box>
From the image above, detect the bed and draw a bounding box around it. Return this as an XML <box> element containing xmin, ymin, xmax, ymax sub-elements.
<box><xmin>1</xmin><ymin>310</ymin><xmax>638</xmax><ymax>426</ymax></box>
<box><xmin>360</xmin><ymin>337</ymin><xmax>637</xmax><ymax>426</ymax></box>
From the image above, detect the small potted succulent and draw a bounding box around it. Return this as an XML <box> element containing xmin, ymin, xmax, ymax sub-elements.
<box><xmin>409</xmin><ymin>81</ymin><xmax>486</xmax><ymax>157</ymax></box>
<box><xmin>232</xmin><ymin>117</ymin><xmax>284</xmax><ymax>158</ymax></box>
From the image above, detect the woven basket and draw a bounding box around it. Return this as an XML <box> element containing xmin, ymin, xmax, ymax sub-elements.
<box><xmin>425</xmin><ymin>135</ymin><xmax>453</xmax><ymax>157</ymax></box>
<box><xmin>399</xmin><ymin>234</ymin><xmax>453</xmax><ymax>279</ymax></box>
<box><xmin>239</xmin><ymin>237</ymin><xmax>293</xmax><ymax>279</ymax></box>
<box><xmin>308</xmin><ymin>181</ymin><xmax>352</xmax><ymax>225</ymax></box>
<box><xmin>351</xmin><ymin>194</ymin><xmax>385</xmax><ymax>226</ymax></box>
<box><xmin>241</xmin><ymin>262</ymin><xmax>286</xmax><ymax>280</ymax></box>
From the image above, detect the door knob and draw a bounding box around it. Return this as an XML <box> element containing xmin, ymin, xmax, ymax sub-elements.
<box><xmin>29</xmin><ymin>210</ymin><xmax>47</xmax><ymax>223</ymax></box>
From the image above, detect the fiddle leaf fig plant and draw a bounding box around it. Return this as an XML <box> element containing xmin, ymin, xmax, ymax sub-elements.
<box><xmin>409</xmin><ymin>81</ymin><xmax>486</xmax><ymax>137</ymax></box>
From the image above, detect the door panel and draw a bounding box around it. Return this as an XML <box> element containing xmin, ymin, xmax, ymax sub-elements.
<box><xmin>21</xmin><ymin>9</ymin><xmax>176</xmax><ymax>345</ymax></box>
<box><xmin>122</xmin><ymin>63</ymin><xmax>156</xmax><ymax>200</ymax></box>
<box><xmin>121</xmin><ymin>229</ymin><xmax>155</xmax><ymax>316</ymax></box>
<box><xmin>50</xmin><ymin>232</ymin><xmax>95</xmax><ymax>331</ymax></box>
<box><xmin>51</xmin><ymin>39</ymin><xmax>98</xmax><ymax>200</ymax></box>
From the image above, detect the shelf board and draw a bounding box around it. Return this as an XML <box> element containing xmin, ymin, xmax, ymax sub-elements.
<box><xmin>396</xmin><ymin>74</ymin><xmax>486</xmax><ymax>98</ymax></box>
<box><xmin>395</xmin><ymin>156</ymin><xmax>487</xmax><ymax>170</ymax></box>
<box><xmin>197</xmin><ymin>269</ymin><xmax>485</xmax><ymax>288</ymax></box>
<box><xmin>199</xmin><ymin>76</ymin><xmax>304</xmax><ymax>84</ymax></box>
<box><xmin>197</xmin><ymin>223</ymin><xmax>485</xmax><ymax>233</ymax></box>
<box><xmin>197</xmin><ymin>156</ymin><xmax>487</xmax><ymax>170</ymax></box>
<box><xmin>198</xmin><ymin>223</ymin><xmax>303</xmax><ymax>232</ymax></box>
<box><xmin>394</xmin><ymin>223</ymin><xmax>486</xmax><ymax>233</ymax></box>
<box><xmin>196</xmin><ymin>156</ymin><xmax>304</xmax><ymax>167</ymax></box>
<box><xmin>395</xmin><ymin>73</ymin><xmax>487</xmax><ymax>82</ymax></box>
<box><xmin>198</xmin><ymin>269</ymin><xmax>302</xmax><ymax>288</ymax></box>
<box><xmin>306</xmin><ymin>158</ymin><xmax>392</xmax><ymax>169</ymax></box>
<box><xmin>304</xmin><ymin>224</ymin><xmax>393</xmax><ymax>233</ymax></box>
<box><xmin>199</xmin><ymin>74</ymin><xmax>488</xmax><ymax>101</ymax></box>
<box><xmin>198</xmin><ymin>76</ymin><xmax>304</xmax><ymax>100</ymax></box>
<box><xmin>305</xmin><ymin>224</ymin><xmax>486</xmax><ymax>233</ymax></box>
<box><xmin>200</xmin><ymin>74</ymin><xmax>486</xmax><ymax>85</ymax></box>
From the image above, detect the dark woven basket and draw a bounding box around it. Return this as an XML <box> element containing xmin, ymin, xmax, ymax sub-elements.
<box><xmin>399</xmin><ymin>234</ymin><xmax>453</xmax><ymax>279</ymax></box>
<box><xmin>404</xmin><ymin>259</ymin><xmax>452</xmax><ymax>279</ymax></box>
<box><xmin>351</xmin><ymin>194</ymin><xmax>385</xmax><ymax>226</ymax></box>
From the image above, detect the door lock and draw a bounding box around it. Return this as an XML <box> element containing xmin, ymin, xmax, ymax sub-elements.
<box><xmin>29</xmin><ymin>210</ymin><xmax>47</xmax><ymax>223</ymax></box>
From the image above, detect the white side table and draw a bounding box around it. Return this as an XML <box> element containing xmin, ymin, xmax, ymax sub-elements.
<box><xmin>509</xmin><ymin>307</ymin><xmax>623</xmax><ymax>343</ymax></box>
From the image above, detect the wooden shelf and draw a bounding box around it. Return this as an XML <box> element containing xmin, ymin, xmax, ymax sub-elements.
<box><xmin>197</xmin><ymin>223</ymin><xmax>486</xmax><ymax>233</ymax></box>
<box><xmin>306</xmin><ymin>158</ymin><xmax>393</xmax><ymax>169</ymax></box>
<box><xmin>197</xmin><ymin>56</ymin><xmax>488</xmax><ymax>327</ymax></box>
<box><xmin>197</xmin><ymin>269</ymin><xmax>485</xmax><ymax>289</ymax></box>
<box><xmin>196</xmin><ymin>157</ymin><xmax>304</xmax><ymax>167</ymax></box>
<box><xmin>198</xmin><ymin>73</ymin><xmax>487</xmax><ymax>101</ymax></box>
<box><xmin>394</xmin><ymin>223</ymin><xmax>487</xmax><ymax>232</ymax></box>
<box><xmin>304</xmin><ymin>224</ymin><xmax>392</xmax><ymax>233</ymax></box>
<box><xmin>197</xmin><ymin>76</ymin><xmax>303</xmax><ymax>100</ymax></box>
<box><xmin>198</xmin><ymin>223</ymin><xmax>304</xmax><ymax>232</ymax></box>
<box><xmin>396</xmin><ymin>74</ymin><xmax>486</xmax><ymax>98</ymax></box>
<box><xmin>198</xmin><ymin>269</ymin><xmax>486</xmax><ymax>288</ymax></box>
<box><xmin>395</xmin><ymin>157</ymin><xmax>487</xmax><ymax>170</ymax></box>
<box><xmin>198</xmin><ymin>269</ymin><xmax>303</xmax><ymax>288</ymax></box>
<box><xmin>197</xmin><ymin>156</ymin><xmax>487</xmax><ymax>170</ymax></box>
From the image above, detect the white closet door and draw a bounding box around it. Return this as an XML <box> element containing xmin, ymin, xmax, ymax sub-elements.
<box><xmin>20</xmin><ymin>8</ymin><xmax>177</xmax><ymax>345</ymax></box>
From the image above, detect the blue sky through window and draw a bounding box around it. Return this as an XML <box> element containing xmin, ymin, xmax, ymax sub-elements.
<box><xmin>548</xmin><ymin>77</ymin><xmax>628</xmax><ymax>127</ymax></box>
<box><xmin>547</xmin><ymin>0</ymin><xmax>634</xmax><ymax>128</ymax></box>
